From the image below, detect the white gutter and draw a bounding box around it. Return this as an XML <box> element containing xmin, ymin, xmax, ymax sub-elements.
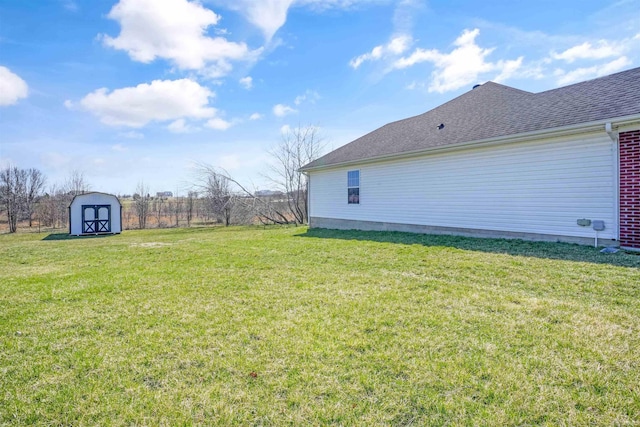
<box><xmin>605</xmin><ymin>122</ymin><xmax>620</xmax><ymax>242</ymax></box>
<box><xmin>300</xmin><ymin>113</ymin><xmax>640</xmax><ymax>173</ymax></box>
<box><xmin>605</xmin><ymin>122</ymin><xmax>616</xmax><ymax>142</ymax></box>
<box><xmin>301</xmin><ymin>170</ymin><xmax>310</xmax><ymax>224</ymax></box>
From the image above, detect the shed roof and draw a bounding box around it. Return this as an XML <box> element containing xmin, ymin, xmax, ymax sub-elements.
<box><xmin>302</xmin><ymin>66</ymin><xmax>640</xmax><ymax>171</ymax></box>
<box><xmin>68</xmin><ymin>192</ymin><xmax>121</xmax><ymax>207</ymax></box>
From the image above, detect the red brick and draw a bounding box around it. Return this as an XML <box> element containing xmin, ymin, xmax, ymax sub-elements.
<box><xmin>619</xmin><ymin>129</ymin><xmax>640</xmax><ymax>248</ymax></box>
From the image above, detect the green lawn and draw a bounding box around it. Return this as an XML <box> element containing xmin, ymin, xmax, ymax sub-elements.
<box><xmin>1</xmin><ymin>226</ymin><xmax>639</xmax><ymax>426</ymax></box>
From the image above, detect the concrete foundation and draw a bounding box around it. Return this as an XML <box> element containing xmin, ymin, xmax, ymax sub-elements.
<box><xmin>309</xmin><ymin>217</ymin><xmax>618</xmax><ymax>247</ymax></box>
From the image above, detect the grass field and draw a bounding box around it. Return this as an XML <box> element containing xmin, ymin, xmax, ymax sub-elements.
<box><xmin>1</xmin><ymin>226</ymin><xmax>639</xmax><ymax>425</ymax></box>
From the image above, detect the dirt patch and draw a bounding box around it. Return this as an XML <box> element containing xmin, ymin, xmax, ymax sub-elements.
<box><xmin>130</xmin><ymin>242</ymin><xmax>171</xmax><ymax>248</ymax></box>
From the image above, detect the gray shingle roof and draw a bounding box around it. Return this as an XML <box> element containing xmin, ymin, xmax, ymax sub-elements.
<box><xmin>302</xmin><ymin>66</ymin><xmax>640</xmax><ymax>171</ymax></box>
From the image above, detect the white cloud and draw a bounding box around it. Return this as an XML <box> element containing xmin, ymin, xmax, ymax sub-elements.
<box><xmin>168</xmin><ymin>118</ymin><xmax>199</xmax><ymax>133</ymax></box>
<box><xmin>239</xmin><ymin>76</ymin><xmax>253</xmax><ymax>89</ymax></box>
<box><xmin>40</xmin><ymin>152</ymin><xmax>72</xmax><ymax>170</ymax></box>
<box><xmin>350</xmin><ymin>34</ymin><xmax>412</xmax><ymax>68</ymax></box>
<box><xmin>394</xmin><ymin>28</ymin><xmax>522</xmax><ymax>93</ymax></box>
<box><xmin>493</xmin><ymin>57</ymin><xmax>524</xmax><ymax>83</ymax></box>
<box><xmin>554</xmin><ymin>56</ymin><xmax>631</xmax><ymax>86</ymax></box>
<box><xmin>118</xmin><ymin>131</ymin><xmax>144</xmax><ymax>139</ymax></box>
<box><xmin>102</xmin><ymin>0</ymin><xmax>257</xmax><ymax>75</ymax></box>
<box><xmin>79</xmin><ymin>79</ymin><xmax>218</xmax><ymax>127</ymax></box>
<box><xmin>280</xmin><ymin>124</ymin><xmax>291</xmax><ymax>134</ymax></box>
<box><xmin>219</xmin><ymin>154</ymin><xmax>241</xmax><ymax>170</ymax></box>
<box><xmin>61</xmin><ymin>0</ymin><xmax>78</xmax><ymax>11</ymax></box>
<box><xmin>273</xmin><ymin>103</ymin><xmax>297</xmax><ymax>117</ymax></box>
<box><xmin>249</xmin><ymin>113</ymin><xmax>263</xmax><ymax>120</ymax></box>
<box><xmin>198</xmin><ymin>62</ymin><xmax>234</xmax><ymax>80</ymax></box>
<box><xmin>545</xmin><ymin>33</ymin><xmax>640</xmax><ymax>86</ymax></box>
<box><xmin>0</xmin><ymin>66</ymin><xmax>28</xmax><ymax>106</ymax></box>
<box><xmin>206</xmin><ymin>117</ymin><xmax>233</xmax><ymax>130</ymax></box>
<box><xmin>294</xmin><ymin>89</ymin><xmax>320</xmax><ymax>105</ymax></box>
<box><xmin>551</xmin><ymin>41</ymin><xmax>623</xmax><ymax>63</ymax></box>
<box><xmin>222</xmin><ymin>0</ymin><xmax>387</xmax><ymax>40</ymax></box>
<box><xmin>218</xmin><ymin>0</ymin><xmax>294</xmax><ymax>41</ymax></box>
<box><xmin>297</xmin><ymin>0</ymin><xmax>390</xmax><ymax>12</ymax></box>
<box><xmin>111</xmin><ymin>143</ymin><xmax>129</xmax><ymax>152</ymax></box>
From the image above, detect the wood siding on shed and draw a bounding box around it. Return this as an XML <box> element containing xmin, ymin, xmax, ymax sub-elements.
<box><xmin>309</xmin><ymin>133</ymin><xmax>617</xmax><ymax>241</ymax></box>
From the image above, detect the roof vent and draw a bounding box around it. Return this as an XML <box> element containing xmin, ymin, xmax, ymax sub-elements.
<box><xmin>437</xmin><ymin>123</ymin><xmax>445</xmax><ymax>130</ymax></box>
<box><xmin>472</xmin><ymin>84</ymin><xmax>481</xmax><ymax>89</ymax></box>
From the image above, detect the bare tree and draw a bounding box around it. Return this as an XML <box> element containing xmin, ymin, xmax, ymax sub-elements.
<box><xmin>189</xmin><ymin>125</ymin><xmax>323</xmax><ymax>227</ymax></box>
<box><xmin>0</xmin><ymin>166</ymin><xmax>27</xmax><ymax>232</ymax></box>
<box><xmin>65</xmin><ymin>170</ymin><xmax>90</xmax><ymax>196</ymax></box>
<box><xmin>168</xmin><ymin>195</ymin><xmax>183</xmax><ymax>227</ymax></box>
<box><xmin>122</xmin><ymin>201</ymin><xmax>133</xmax><ymax>230</ymax></box>
<box><xmin>0</xmin><ymin>166</ymin><xmax>47</xmax><ymax>232</ymax></box>
<box><xmin>200</xmin><ymin>171</ymin><xmax>234</xmax><ymax>226</ymax></box>
<box><xmin>38</xmin><ymin>184</ymin><xmax>67</xmax><ymax>229</ymax></box>
<box><xmin>133</xmin><ymin>181</ymin><xmax>151</xmax><ymax>229</ymax></box>
<box><xmin>25</xmin><ymin>169</ymin><xmax>46</xmax><ymax>227</ymax></box>
<box><xmin>193</xmin><ymin>166</ymin><xmax>234</xmax><ymax>226</ymax></box>
<box><xmin>185</xmin><ymin>191</ymin><xmax>196</xmax><ymax>227</ymax></box>
<box><xmin>152</xmin><ymin>196</ymin><xmax>166</xmax><ymax>227</ymax></box>
<box><xmin>194</xmin><ymin>165</ymin><xmax>290</xmax><ymax>226</ymax></box>
<box><xmin>264</xmin><ymin>124</ymin><xmax>324</xmax><ymax>224</ymax></box>
<box><xmin>0</xmin><ymin>166</ymin><xmax>48</xmax><ymax>232</ymax></box>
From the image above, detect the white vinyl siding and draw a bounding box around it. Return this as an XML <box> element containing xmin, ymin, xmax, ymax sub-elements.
<box><xmin>309</xmin><ymin>133</ymin><xmax>616</xmax><ymax>240</ymax></box>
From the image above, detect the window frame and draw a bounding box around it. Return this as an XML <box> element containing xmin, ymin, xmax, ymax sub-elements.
<box><xmin>347</xmin><ymin>170</ymin><xmax>360</xmax><ymax>205</ymax></box>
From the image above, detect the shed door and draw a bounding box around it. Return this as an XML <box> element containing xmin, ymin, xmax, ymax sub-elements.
<box><xmin>82</xmin><ymin>205</ymin><xmax>111</xmax><ymax>233</ymax></box>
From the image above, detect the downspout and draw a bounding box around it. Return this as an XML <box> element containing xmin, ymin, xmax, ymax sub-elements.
<box><xmin>605</xmin><ymin>122</ymin><xmax>620</xmax><ymax>243</ymax></box>
<box><xmin>302</xmin><ymin>171</ymin><xmax>310</xmax><ymax>225</ymax></box>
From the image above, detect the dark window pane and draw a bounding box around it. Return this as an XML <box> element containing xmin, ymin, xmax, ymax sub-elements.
<box><xmin>348</xmin><ymin>187</ymin><xmax>359</xmax><ymax>204</ymax></box>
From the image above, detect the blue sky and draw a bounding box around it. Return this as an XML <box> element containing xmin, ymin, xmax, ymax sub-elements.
<box><xmin>1</xmin><ymin>0</ymin><xmax>639</xmax><ymax>195</ymax></box>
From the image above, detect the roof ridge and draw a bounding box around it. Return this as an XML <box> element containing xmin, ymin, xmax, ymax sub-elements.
<box><xmin>480</xmin><ymin>81</ymin><xmax>534</xmax><ymax>95</ymax></box>
<box><xmin>536</xmin><ymin>66</ymin><xmax>640</xmax><ymax>96</ymax></box>
<box><xmin>301</xmin><ymin>66</ymin><xmax>640</xmax><ymax>171</ymax></box>
<box><xmin>388</xmin><ymin>81</ymin><xmax>534</xmax><ymax>126</ymax></box>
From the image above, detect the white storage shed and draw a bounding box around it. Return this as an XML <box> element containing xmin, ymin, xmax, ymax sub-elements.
<box><xmin>69</xmin><ymin>192</ymin><xmax>122</xmax><ymax>236</ymax></box>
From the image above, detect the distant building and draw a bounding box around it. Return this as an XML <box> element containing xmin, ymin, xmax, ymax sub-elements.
<box><xmin>156</xmin><ymin>191</ymin><xmax>173</xmax><ymax>198</ymax></box>
<box><xmin>255</xmin><ymin>190</ymin><xmax>284</xmax><ymax>197</ymax></box>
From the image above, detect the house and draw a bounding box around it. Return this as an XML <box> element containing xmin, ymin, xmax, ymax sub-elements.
<box><xmin>300</xmin><ymin>67</ymin><xmax>640</xmax><ymax>250</ymax></box>
<box><xmin>69</xmin><ymin>192</ymin><xmax>122</xmax><ymax>236</ymax></box>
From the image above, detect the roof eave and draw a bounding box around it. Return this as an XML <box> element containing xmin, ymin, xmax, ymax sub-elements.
<box><xmin>300</xmin><ymin>113</ymin><xmax>640</xmax><ymax>173</ymax></box>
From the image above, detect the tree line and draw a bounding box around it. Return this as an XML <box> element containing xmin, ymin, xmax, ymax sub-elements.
<box><xmin>1</xmin><ymin>125</ymin><xmax>323</xmax><ymax>233</ymax></box>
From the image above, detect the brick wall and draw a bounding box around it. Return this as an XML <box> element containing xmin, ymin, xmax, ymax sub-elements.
<box><xmin>619</xmin><ymin>130</ymin><xmax>640</xmax><ymax>249</ymax></box>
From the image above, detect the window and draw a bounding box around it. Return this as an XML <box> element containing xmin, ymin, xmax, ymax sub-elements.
<box><xmin>347</xmin><ymin>170</ymin><xmax>359</xmax><ymax>204</ymax></box>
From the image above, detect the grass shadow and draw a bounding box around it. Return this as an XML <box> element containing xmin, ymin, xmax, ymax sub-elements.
<box><xmin>297</xmin><ymin>228</ymin><xmax>640</xmax><ymax>268</ymax></box>
<box><xmin>42</xmin><ymin>233</ymin><xmax>116</xmax><ymax>241</ymax></box>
